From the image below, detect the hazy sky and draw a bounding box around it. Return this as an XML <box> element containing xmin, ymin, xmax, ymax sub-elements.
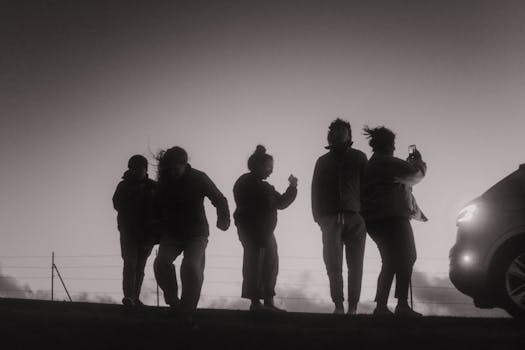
<box><xmin>1</xmin><ymin>0</ymin><xmax>524</xmax><ymax>316</ymax></box>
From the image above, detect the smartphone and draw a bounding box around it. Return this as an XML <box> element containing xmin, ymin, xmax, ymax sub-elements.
<box><xmin>408</xmin><ymin>144</ymin><xmax>417</xmax><ymax>155</ymax></box>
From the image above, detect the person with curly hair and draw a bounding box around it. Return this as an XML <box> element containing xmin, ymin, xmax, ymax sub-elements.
<box><xmin>312</xmin><ymin>119</ymin><xmax>368</xmax><ymax>315</ymax></box>
<box><xmin>362</xmin><ymin>126</ymin><xmax>427</xmax><ymax>317</ymax></box>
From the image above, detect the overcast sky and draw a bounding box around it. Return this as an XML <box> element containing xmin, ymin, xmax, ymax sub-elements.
<box><xmin>1</xmin><ymin>0</ymin><xmax>524</xmax><ymax>316</ymax></box>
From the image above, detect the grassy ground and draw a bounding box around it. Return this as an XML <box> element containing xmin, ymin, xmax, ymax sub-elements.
<box><xmin>0</xmin><ymin>298</ymin><xmax>523</xmax><ymax>350</ymax></box>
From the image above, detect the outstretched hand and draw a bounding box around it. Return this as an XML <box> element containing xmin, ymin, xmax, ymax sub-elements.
<box><xmin>288</xmin><ymin>174</ymin><xmax>298</xmax><ymax>187</ymax></box>
<box><xmin>217</xmin><ymin>216</ymin><xmax>230</xmax><ymax>231</ymax></box>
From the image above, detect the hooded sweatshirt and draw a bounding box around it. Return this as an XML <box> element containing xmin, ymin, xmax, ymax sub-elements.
<box><xmin>311</xmin><ymin>145</ymin><xmax>368</xmax><ymax>223</ymax></box>
<box><xmin>112</xmin><ymin>171</ymin><xmax>158</xmax><ymax>236</ymax></box>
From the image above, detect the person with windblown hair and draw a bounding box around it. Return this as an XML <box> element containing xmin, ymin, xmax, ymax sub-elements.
<box><xmin>233</xmin><ymin>145</ymin><xmax>298</xmax><ymax>312</ymax></box>
<box><xmin>153</xmin><ymin>146</ymin><xmax>230</xmax><ymax>320</ymax></box>
<box><xmin>361</xmin><ymin>126</ymin><xmax>427</xmax><ymax>317</ymax></box>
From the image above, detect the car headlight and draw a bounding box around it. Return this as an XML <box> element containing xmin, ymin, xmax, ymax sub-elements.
<box><xmin>457</xmin><ymin>204</ymin><xmax>478</xmax><ymax>224</ymax></box>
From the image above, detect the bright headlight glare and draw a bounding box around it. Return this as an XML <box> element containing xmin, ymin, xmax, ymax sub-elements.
<box><xmin>457</xmin><ymin>204</ymin><xmax>477</xmax><ymax>224</ymax></box>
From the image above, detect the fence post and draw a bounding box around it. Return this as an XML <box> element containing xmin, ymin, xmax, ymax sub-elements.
<box><xmin>156</xmin><ymin>248</ymin><xmax>159</xmax><ymax>307</ymax></box>
<box><xmin>51</xmin><ymin>251</ymin><xmax>54</xmax><ymax>301</ymax></box>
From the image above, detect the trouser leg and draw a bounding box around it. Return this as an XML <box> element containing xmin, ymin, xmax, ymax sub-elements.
<box><xmin>241</xmin><ymin>238</ymin><xmax>263</xmax><ymax>300</ymax></box>
<box><xmin>393</xmin><ymin>220</ymin><xmax>417</xmax><ymax>302</ymax></box>
<box><xmin>120</xmin><ymin>233</ymin><xmax>139</xmax><ymax>300</ymax></box>
<box><xmin>321</xmin><ymin>216</ymin><xmax>344</xmax><ymax>304</ymax></box>
<box><xmin>154</xmin><ymin>236</ymin><xmax>182</xmax><ymax>305</ymax></box>
<box><xmin>180</xmin><ymin>236</ymin><xmax>208</xmax><ymax>311</ymax></box>
<box><xmin>344</xmin><ymin>213</ymin><xmax>367</xmax><ymax>307</ymax></box>
<box><xmin>262</xmin><ymin>234</ymin><xmax>279</xmax><ymax>299</ymax></box>
<box><xmin>135</xmin><ymin>243</ymin><xmax>154</xmax><ymax>299</ymax></box>
<box><xmin>367</xmin><ymin>222</ymin><xmax>395</xmax><ymax>307</ymax></box>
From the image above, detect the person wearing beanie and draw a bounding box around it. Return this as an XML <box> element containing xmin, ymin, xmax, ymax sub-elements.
<box><xmin>311</xmin><ymin>118</ymin><xmax>368</xmax><ymax>315</ymax></box>
<box><xmin>233</xmin><ymin>145</ymin><xmax>297</xmax><ymax>312</ymax></box>
<box><xmin>112</xmin><ymin>154</ymin><xmax>158</xmax><ymax>307</ymax></box>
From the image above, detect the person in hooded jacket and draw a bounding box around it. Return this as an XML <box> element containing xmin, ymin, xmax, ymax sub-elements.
<box><xmin>361</xmin><ymin>126</ymin><xmax>427</xmax><ymax>317</ymax></box>
<box><xmin>112</xmin><ymin>154</ymin><xmax>157</xmax><ymax>307</ymax></box>
<box><xmin>311</xmin><ymin>118</ymin><xmax>368</xmax><ymax>315</ymax></box>
<box><xmin>153</xmin><ymin>146</ymin><xmax>230</xmax><ymax>317</ymax></box>
<box><xmin>234</xmin><ymin>145</ymin><xmax>297</xmax><ymax>312</ymax></box>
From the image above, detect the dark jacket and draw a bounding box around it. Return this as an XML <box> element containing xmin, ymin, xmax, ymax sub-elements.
<box><xmin>311</xmin><ymin>147</ymin><xmax>368</xmax><ymax>223</ymax></box>
<box><xmin>233</xmin><ymin>173</ymin><xmax>297</xmax><ymax>245</ymax></box>
<box><xmin>112</xmin><ymin>171</ymin><xmax>158</xmax><ymax>238</ymax></box>
<box><xmin>362</xmin><ymin>153</ymin><xmax>427</xmax><ymax>222</ymax></box>
<box><xmin>157</xmin><ymin>164</ymin><xmax>230</xmax><ymax>239</ymax></box>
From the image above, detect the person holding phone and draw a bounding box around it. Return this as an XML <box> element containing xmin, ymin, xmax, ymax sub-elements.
<box><xmin>362</xmin><ymin>126</ymin><xmax>427</xmax><ymax>317</ymax></box>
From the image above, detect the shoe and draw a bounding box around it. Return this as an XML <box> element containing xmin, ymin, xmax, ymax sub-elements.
<box><xmin>333</xmin><ymin>304</ymin><xmax>344</xmax><ymax>315</ymax></box>
<box><xmin>264</xmin><ymin>304</ymin><xmax>287</xmax><ymax>313</ymax></box>
<box><xmin>347</xmin><ymin>304</ymin><xmax>357</xmax><ymax>315</ymax></box>
<box><xmin>134</xmin><ymin>299</ymin><xmax>145</xmax><ymax>307</ymax></box>
<box><xmin>395</xmin><ymin>305</ymin><xmax>422</xmax><ymax>318</ymax></box>
<box><xmin>122</xmin><ymin>297</ymin><xmax>135</xmax><ymax>307</ymax></box>
<box><xmin>373</xmin><ymin>306</ymin><xmax>394</xmax><ymax>317</ymax></box>
<box><xmin>249</xmin><ymin>303</ymin><xmax>269</xmax><ymax>312</ymax></box>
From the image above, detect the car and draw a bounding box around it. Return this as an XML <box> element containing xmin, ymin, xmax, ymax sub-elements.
<box><xmin>449</xmin><ymin>164</ymin><xmax>525</xmax><ymax>317</ymax></box>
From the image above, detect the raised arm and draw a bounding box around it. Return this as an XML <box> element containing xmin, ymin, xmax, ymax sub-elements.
<box><xmin>274</xmin><ymin>182</ymin><xmax>297</xmax><ymax>210</ymax></box>
<box><xmin>391</xmin><ymin>155</ymin><xmax>427</xmax><ymax>186</ymax></box>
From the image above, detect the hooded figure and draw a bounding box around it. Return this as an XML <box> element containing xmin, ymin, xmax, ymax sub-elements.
<box><xmin>112</xmin><ymin>154</ymin><xmax>157</xmax><ymax>307</ymax></box>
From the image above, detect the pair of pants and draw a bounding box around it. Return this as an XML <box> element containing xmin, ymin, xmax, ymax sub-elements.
<box><xmin>120</xmin><ymin>232</ymin><xmax>154</xmax><ymax>300</ymax></box>
<box><xmin>320</xmin><ymin>212</ymin><xmax>367</xmax><ymax>306</ymax></box>
<box><xmin>154</xmin><ymin>234</ymin><xmax>208</xmax><ymax>311</ymax></box>
<box><xmin>239</xmin><ymin>233</ymin><xmax>279</xmax><ymax>300</ymax></box>
<box><xmin>366</xmin><ymin>218</ymin><xmax>417</xmax><ymax>306</ymax></box>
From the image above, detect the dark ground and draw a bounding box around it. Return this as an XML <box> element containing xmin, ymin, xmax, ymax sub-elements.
<box><xmin>0</xmin><ymin>298</ymin><xmax>523</xmax><ymax>350</ymax></box>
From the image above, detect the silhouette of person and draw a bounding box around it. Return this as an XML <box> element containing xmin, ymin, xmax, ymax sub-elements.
<box><xmin>233</xmin><ymin>145</ymin><xmax>297</xmax><ymax>312</ymax></box>
<box><xmin>153</xmin><ymin>146</ymin><xmax>230</xmax><ymax>318</ymax></box>
<box><xmin>311</xmin><ymin>119</ymin><xmax>368</xmax><ymax>315</ymax></box>
<box><xmin>361</xmin><ymin>126</ymin><xmax>427</xmax><ymax>317</ymax></box>
<box><xmin>112</xmin><ymin>154</ymin><xmax>157</xmax><ymax>307</ymax></box>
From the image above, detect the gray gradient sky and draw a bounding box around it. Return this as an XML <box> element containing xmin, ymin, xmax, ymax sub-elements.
<box><xmin>1</xmin><ymin>0</ymin><xmax>524</xmax><ymax>316</ymax></box>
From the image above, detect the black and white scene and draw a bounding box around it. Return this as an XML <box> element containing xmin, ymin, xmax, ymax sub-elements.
<box><xmin>1</xmin><ymin>1</ymin><xmax>525</xmax><ymax>349</ymax></box>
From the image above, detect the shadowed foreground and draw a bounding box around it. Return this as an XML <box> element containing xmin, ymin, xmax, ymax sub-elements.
<box><xmin>0</xmin><ymin>298</ymin><xmax>523</xmax><ymax>350</ymax></box>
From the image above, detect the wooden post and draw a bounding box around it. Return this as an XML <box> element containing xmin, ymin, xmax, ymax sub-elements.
<box><xmin>156</xmin><ymin>249</ymin><xmax>160</xmax><ymax>307</ymax></box>
<box><xmin>51</xmin><ymin>252</ymin><xmax>54</xmax><ymax>301</ymax></box>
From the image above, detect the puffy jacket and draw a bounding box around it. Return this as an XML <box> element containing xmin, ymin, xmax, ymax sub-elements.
<box><xmin>112</xmin><ymin>171</ymin><xmax>158</xmax><ymax>238</ymax></box>
<box><xmin>362</xmin><ymin>153</ymin><xmax>427</xmax><ymax>222</ymax></box>
<box><xmin>311</xmin><ymin>147</ymin><xmax>368</xmax><ymax>223</ymax></box>
<box><xmin>156</xmin><ymin>164</ymin><xmax>230</xmax><ymax>239</ymax></box>
<box><xmin>234</xmin><ymin>173</ymin><xmax>297</xmax><ymax>245</ymax></box>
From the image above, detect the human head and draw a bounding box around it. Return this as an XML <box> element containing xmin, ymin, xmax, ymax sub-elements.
<box><xmin>247</xmin><ymin>145</ymin><xmax>273</xmax><ymax>180</ymax></box>
<box><xmin>363</xmin><ymin>125</ymin><xmax>396</xmax><ymax>155</ymax></box>
<box><xmin>127</xmin><ymin>154</ymin><xmax>148</xmax><ymax>179</ymax></box>
<box><xmin>327</xmin><ymin>118</ymin><xmax>353</xmax><ymax>147</ymax></box>
<box><xmin>157</xmin><ymin>146</ymin><xmax>188</xmax><ymax>182</ymax></box>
